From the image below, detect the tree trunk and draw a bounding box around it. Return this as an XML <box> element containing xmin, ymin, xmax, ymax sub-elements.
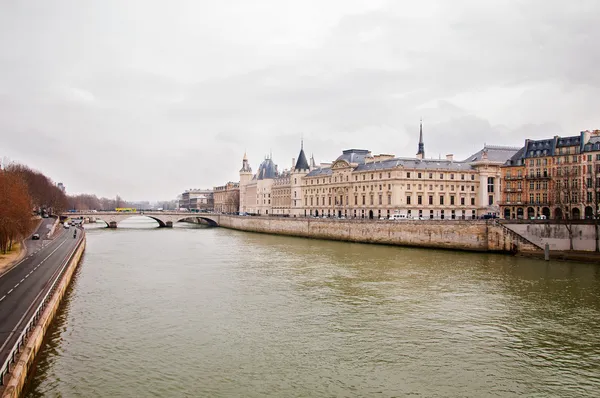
<box><xmin>596</xmin><ymin>222</ymin><xmax>599</xmax><ymax>252</ymax></box>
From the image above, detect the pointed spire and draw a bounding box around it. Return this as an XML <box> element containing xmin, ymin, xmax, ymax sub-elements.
<box><xmin>416</xmin><ymin>118</ymin><xmax>425</xmax><ymax>159</ymax></box>
<box><xmin>243</xmin><ymin>150</ymin><xmax>247</xmax><ymax>161</ymax></box>
<box><xmin>294</xmin><ymin>138</ymin><xmax>309</xmax><ymax>171</ymax></box>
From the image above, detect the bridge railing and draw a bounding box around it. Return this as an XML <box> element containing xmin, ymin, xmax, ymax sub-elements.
<box><xmin>0</xmin><ymin>231</ymin><xmax>85</xmax><ymax>386</ymax></box>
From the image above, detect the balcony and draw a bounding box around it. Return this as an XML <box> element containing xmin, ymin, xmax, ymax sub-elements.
<box><xmin>525</xmin><ymin>174</ymin><xmax>551</xmax><ymax>180</ymax></box>
<box><xmin>503</xmin><ymin>175</ymin><xmax>524</xmax><ymax>180</ymax></box>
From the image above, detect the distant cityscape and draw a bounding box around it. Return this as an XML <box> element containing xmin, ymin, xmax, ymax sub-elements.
<box><xmin>177</xmin><ymin>125</ymin><xmax>600</xmax><ymax>221</ymax></box>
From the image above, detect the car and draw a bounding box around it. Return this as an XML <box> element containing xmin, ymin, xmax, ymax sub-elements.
<box><xmin>32</xmin><ymin>233</ymin><xmax>40</xmax><ymax>240</ymax></box>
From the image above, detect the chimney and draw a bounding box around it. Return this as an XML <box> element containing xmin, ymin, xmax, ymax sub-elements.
<box><xmin>446</xmin><ymin>154</ymin><xmax>453</xmax><ymax>161</ymax></box>
<box><xmin>292</xmin><ymin>158</ymin><xmax>295</xmax><ymax>169</ymax></box>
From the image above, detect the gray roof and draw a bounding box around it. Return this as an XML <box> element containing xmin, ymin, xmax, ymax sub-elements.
<box><xmin>255</xmin><ymin>158</ymin><xmax>278</xmax><ymax>180</ymax></box>
<box><xmin>556</xmin><ymin>135</ymin><xmax>581</xmax><ymax>147</ymax></box>
<box><xmin>504</xmin><ymin>146</ymin><xmax>526</xmax><ymax>166</ymax></box>
<box><xmin>336</xmin><ymin>149</ymin><xmax>370</xmax><ymax>164</ymax></box>
<box><xmin>294</xmin><ymin>148</ymin><xmax>309</xmax><ymax>171</ymax></box>
<box><xmin>462</xmin><ymin>145</ymin><xmax>520</xmax><ymax>163</ymax></box>
<box><xmin>355</xmin><ymin>158</ymin><xmax>476</xmax><ymax>172</ymax></box>
<box><xmin>583</xmin><ymin>136</ymin><xmax>600</xmax><ymax>152</ymax></box>
<box><xmin>306</xmin><ymin>167</ymin><xmax>332</xmax><ymax>177</ymax></box>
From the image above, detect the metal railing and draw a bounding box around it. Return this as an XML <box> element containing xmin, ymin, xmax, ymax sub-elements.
<box><xmin>0</xmin><ymin>232</ymin><xmax>85</xmax><ymax>386</ymax></box>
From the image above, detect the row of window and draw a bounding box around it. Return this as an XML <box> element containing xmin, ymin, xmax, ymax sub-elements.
<box><xmin>307</xmin><ymin>171</ymin><xmax>477</xmax><ymax>185</ymax></box>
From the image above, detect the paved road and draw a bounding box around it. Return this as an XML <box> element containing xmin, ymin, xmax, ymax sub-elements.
<box><xmin>0</xmin><ymin>219</ymin><xmax>84</xmax><ymax>369</ymax></box>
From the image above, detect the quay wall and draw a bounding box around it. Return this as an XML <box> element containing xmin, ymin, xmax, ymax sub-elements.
<box><xmin>1</xmin><ymin>237</ymin><xmax>86</xmax><ymax>398</ymax></box>
<box><xmin>505</xmin><ymin>223</ymin><xmax>598</xmax><ymax>252</ymax></box>
<box><xmin>217</xmin><ymin>216</ymin><xmax>538</xmax><ymax>253</ymax></box>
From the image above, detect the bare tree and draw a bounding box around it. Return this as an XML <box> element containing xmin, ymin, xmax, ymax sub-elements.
<box><xmin>589</xmin><ymin>159</ymin><xmax>600</xmax><ymax>252</ymax></box>
<box><xmin>554</xmin><ymin>166</ymin><xmax>579</xmax><ymax>250</ymax></box>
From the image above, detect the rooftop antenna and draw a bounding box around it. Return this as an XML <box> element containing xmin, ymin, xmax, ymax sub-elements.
<box><xmin>301</xmin><ymin>133</ymin><xmax>304</xmax><ymax>150</ymax></box>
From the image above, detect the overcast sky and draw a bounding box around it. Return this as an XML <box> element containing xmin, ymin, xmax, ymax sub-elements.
<box><xmin>1</xmin><ymin>0</ymin><xmax>599</xmax><ymax>200</ymax></box>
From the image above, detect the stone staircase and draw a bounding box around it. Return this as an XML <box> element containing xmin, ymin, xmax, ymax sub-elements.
<box><xmin>497</xmin><ymin>222</ymin><xmax>543</xmax><ymax>252</ymax></box>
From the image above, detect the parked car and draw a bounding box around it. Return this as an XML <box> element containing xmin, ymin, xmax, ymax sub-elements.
<box><xmin>32</xmin><ymin>233</ymin><xmax>40</xmax><ymax>240</ymax></box>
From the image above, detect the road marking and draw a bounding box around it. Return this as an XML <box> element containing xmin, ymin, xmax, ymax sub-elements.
<box><xmin>0</xmin><ymin>295</ymin><xmax>5</xmax><ymax>302</ymax></box>
<box><xmin>0</xmin><ymin>240</ymin><xmax>67</xmax><ymax>299</ymax></box>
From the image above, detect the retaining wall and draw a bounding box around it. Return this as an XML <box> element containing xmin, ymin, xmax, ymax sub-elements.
<box><xmin>218</xmin><ymin>216</ymin><xmax>539</xmax><ymax>253</ymax></box>
<box><xmin>1</xmin><ymin>237</ymin><xmax>86</xmax><ymax>398</ymax></box>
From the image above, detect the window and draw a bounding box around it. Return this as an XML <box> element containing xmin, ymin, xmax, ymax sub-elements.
<box><xmin>471</xmin><ymin>174</ymin><xmax>475</xmax><ymax>180</ymax></box>
<box><xmin>439</xmin><ymin>195</ymin><xmax>444</xmax><ymax>205</ymax></box>
<box><xmin>461</xmin><ymin>174</ymin><xmax>465</xmax><ymax>180</ymax></box>
<box><xmin>370</xmin><ymin>196</ymin><xmax>374</xmax><ymax>205</ymax></box>
<box><xmin>461</xmin><ymin>197</ymin><xmax>465</xmax><ymax>206</ymax></box>
<box><xmin>362</xmin><ymin>196</ymin><xmax>365</xmax><ymax>205</ymax></box>
<box><xmin>450</xmin><ymin>195</ymin><xmax>455</xmax><ymax>205</ymax></box>
<box><xmin>407</xmin><ymin>195</ymin><xmax>411</xmax><ymax>205</ymax></box>
<box><xmin>450</xmin><ymin>174</ymin><xmax>455</xmax><ymax>180</ymax></box>
<box><xmin>471</xmin><ymin>197</ymin><xmax>476</xmax><ymax>206</ymax></box>
<box><xmin>429</xmin><ymin>195</ymin><xmax>433</xmax><ymax>205</ymax></box>
<box><xmin>362</xmin><ymin>175</ymin><xmax>365</xmax><ymax>180</ymax></box>
<box><xmin>371</xmin><ymin>174</ymin><xmax>374</xmax><ymax>180</ymax></box>
<box><xmin>440</xmin><ymin>174</ymin><xmax>444</xmax><ymax>179</ymax></box>
<box><xmin>461</xmin><ymin>185</ymin><xmax>465</xmax><ymax>191</ymax></box>
<box><xmin>429</xmin><ymin>173</ymin><xmax>433</xmax><ymax>179</ymax></box>
<box><xmin>488</xmin><ymin>195</ymin><xmax>493</xmax><ymax>205</ymax></box>
<box><xmin>388</xmin><ymin>195</ymin><xmax>391</xmax><ymax>205</ymax></box>
<box><xmin>471</xmin><ymin>186</ymin><xmax>475</xmax><ymax>192</ymax></box>
<box><xmin>388</xmin><ymin>172</ymin><xmax>391</xmax><ymax>178</ymax></box>
<box><xmin>379</xmin><ymin>173</ymin><xmax>382</xmax><ymax>179</ymax></box>
<box><xmin>418</xmin><ymin>195</ymin><xmax>422</xmax><ymax>205</ymax></box>
<box><xmin>418</xmin><ymin>172</ymin><xmax>422</xmax><ymax>178</ymax></box>
<box><xmin>355</xmin><ymin>196</ymin><xmax>358</xmax><ymax>205</ymax></box>
<box><xmin>388</xmin><ymin>184</ymin><xmax>391</xmax><ymax>190</ymax></box>
<box><xmin>407</xmin><ymin>172</ymin><xmax>411</xmax><ymax>178</ymax></box>
<box><xmin>378</xmin><ymin>195</ymin><xmax>382</xmax><ymax>205</ymax></box>
<box><xmin>379</xmin><ymin>184</ymin><xmax>382</xmax><ymax>190</ymax></box>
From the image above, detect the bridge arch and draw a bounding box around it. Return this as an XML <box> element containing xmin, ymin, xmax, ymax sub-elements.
<box><xmin>64</xmin><ymin>211</ymin><xmax>220</xmax><ymax>228</ymax></box>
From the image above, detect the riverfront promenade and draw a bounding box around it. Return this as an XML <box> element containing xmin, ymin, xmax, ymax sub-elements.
<box><xmin>0</xmin><ymin>220</ymin><xmax>84</xmax><ymax>388</ymax></box>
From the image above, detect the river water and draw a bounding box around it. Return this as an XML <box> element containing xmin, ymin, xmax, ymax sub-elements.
<box><xmin>24</xmin><ymin>217</ymin><xmax>600</xmax><ymax>397</ymax></box>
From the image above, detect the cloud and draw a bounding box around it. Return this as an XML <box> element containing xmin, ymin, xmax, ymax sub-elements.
<box><xmin>0</xmin><ymin>0</ymin><xmax>598</xmax><ymax>199</ymax></box>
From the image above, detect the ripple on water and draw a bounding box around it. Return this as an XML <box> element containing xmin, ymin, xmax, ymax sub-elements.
<box><xmin>24</xmin><ymin>221</ymin><xmax>600</xmax><ymax>397</ymax></box>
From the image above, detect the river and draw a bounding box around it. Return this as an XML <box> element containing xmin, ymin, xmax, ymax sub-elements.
<box><xmin>24</xmin><ymin>217</ymin><xmax>600</xmax><ymax>397</ymax></box>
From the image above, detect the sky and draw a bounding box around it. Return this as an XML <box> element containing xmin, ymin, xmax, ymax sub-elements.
<box><xmin>1</xmin><ymin>0</ymin><xmax>599</xmax><ymax>200</ymax></box>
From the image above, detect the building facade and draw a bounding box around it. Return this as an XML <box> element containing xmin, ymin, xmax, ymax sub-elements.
<box><xmin>301</xmin><ymin>145</ymin><xmax>516</xmax><ymax>220</ymax></box>
<box><xmin>213</xmin><ymin>182</ymin><xmax>240</xmax><ymax>214</ymax></box>
<box><xmin>179</xmin><ymin>189</ymin><xmax>213</xmax><ymax>211</ymax></box>
<box><xmin>500</xmin><ymin>130</ymin><xmax>600</xmax><ymax>220</ymax></box>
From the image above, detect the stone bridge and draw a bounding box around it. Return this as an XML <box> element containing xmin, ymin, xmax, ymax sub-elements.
<box><xmin>62</xmin><ymin>211</ymin><xmax>221</xmax><ymax>228</ymax></box>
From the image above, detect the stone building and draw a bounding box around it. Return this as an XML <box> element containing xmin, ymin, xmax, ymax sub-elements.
<box><xmin>213</xmin><ymin>182</ymin><xmax>240</xmax><ymax>214</ymax></box>
<box><xmin>500</xmin><ymin>130</ymin><xmax>600</xmax><ymax>220</ymax></box>
<box><xmin>301</xmin><ymin>124</ymin><xmax>516</xmax><ymax>219</ymax></box>
<box><xmin>238</xmin><ymin>154</ymin><xmax>279</xmax><ymax>215</ymax></box>
<box><xmin>272</xmin><ymin>171</ymin><xmax>291</xmax><ymax>216</ymax></box>
<box><xmin>179</xmin><ymin>188</ymin><xmax>213</xmax><ymax>211</ymax></box>
<box><xmin>239</xmin><ymin>142</ymin><xmax>316</xmax><ymax>216</ymax></box>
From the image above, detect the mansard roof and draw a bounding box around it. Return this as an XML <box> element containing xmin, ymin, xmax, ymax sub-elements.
<box><xmin>306</xmin><ymin>167</ymin><xmax>332</xmax><ymax>177</ymax></box>
<box><xmin>335</xmin><ymin>149</ymin><xmax>370</xmax><ymax>164</ymax></box>
<box><xmin>463</xmin><ymin>145</ymin><xmax>520</xmax><ymax>163</ymax></box>
<box><xmin>556</xmin><ymin>135</ymin><xmax>581</xmax><ymax>147</ymax></box>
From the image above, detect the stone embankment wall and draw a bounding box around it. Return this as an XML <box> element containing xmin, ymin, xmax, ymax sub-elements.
<box><xmin>218</xmin><ymin>216</ymin><xmax>540</xmax><ymax>253</ymax></box>
<box><xmin>505</xmin><ymin>223</ymin><xmax>598</xmax><ymax>252</ymax></box>
<box><xmin>1</xmin><ymin>237</ymin><xmax>86</xmax><ymax>398</ymax></box>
